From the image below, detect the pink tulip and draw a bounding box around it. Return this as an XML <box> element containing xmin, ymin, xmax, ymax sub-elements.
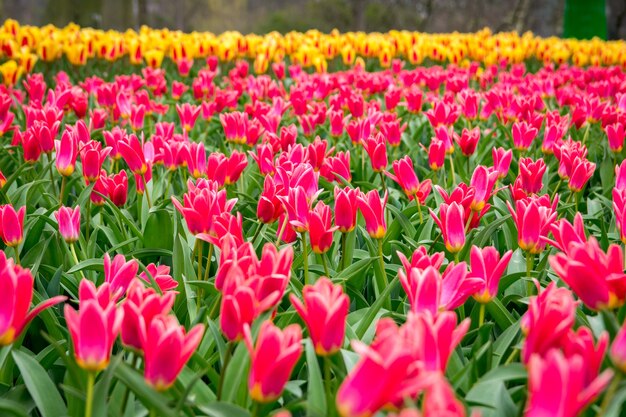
<box><xmin>512</xmin><ymin>121</ymin><xmax>538</xmax><ymax>151</ymax></box>
<box><xmin>244</xmin><ymin>321</ymin><xmax>302</xmax><ymax>403</ymax></box>
<box><xmin>357</xmin><ymin>190</ymin><xmax>387</xmax><ymax>239</ymax></box>
<box><xmin>469</xmin><ymin>246</ymin><xmax>513</xmax><ymax>303</ymax></box>
<box><xmin>469</xmin><ymin>165</ymin><xmax>498</xmax><ymax>212</ymax></box>
<box><xmin>0</xmin><ymin>251</ymin><xmax>66</xmax><ymax>346</ymax></box>
<box><xmin>257</xmin><ymin>176</ymin><xmax>283</xmax><ymax>224</ymax></box>
<box><xmin>139</xmin><ymin>264</ymin><xmax>178</xmax><ymax>292</ymax></box>
<box><xmin>118</xmin><ymin>133</ymin><xmax>148</xmax><ymax>175</ymax></box>
<box><xmin>290</xmin><ymin>277</ymin><xmax>349</xmax><ymax>355</ymax></box>
<box><xmin>605</xmin><ymin>122</ymin><xmax>624</xmax><ymax>153</ymax></box>
<box><xmin>306</xmin><ymin>137</ymin><xmax>332</xmax><ymax>172</ymax></box>
<box><xmin>386</xmin><ymin>156</ymin><xmax>432</xmax><ymax>203</ymax></box>
<box><xmin>334</xmin><ymin>187</ymin><xmax>359</xmax><ymax>233</ymax></box>
<box><xmin>430</xmin><ymin>202</ymin><xmax>466</xmax><ymax>253</ymax></box>
<box><xmin>54</xmin><ymin>206</ymin><xmax>81</xmax><ymax>243</ymax></box>
<box><xmin>549</xmin><ymin>237</ymin><xmax>626</xmax><ymax>310</ymax></box>
<box><xmin>0</xmin><ymin>205</ymin><xmax>25</xmax><ymax>247</ymax></box>
<box><xmin>363</xmin><ymin>133</ymin><xmax>388</xmax><ymax>172</ymax></box>
<box><xmin>142</xmin><ymin>315</ymin><xmax>204</xmax><ymax>391</ymax></box>
<box><xmin>422</xmin><ymin>374</ymin><xmax>467</xmax><ymax>417</ymax></box>
<box><xmin>526</xmin><ymin>349</ymin><xmax>613</xmax><ymax>417</ymax></box>
<box><xmin>492</xmin><ymin>147</ymin><xmax>512</xmax><ymax>179</ymax></box>
<box><xmin>506</xmin><ymin>195</ymin><xmax>558</xmax><ymax>254</ymax></box>
<box><xmin>278</xmin><ymin>186</ymin><xmax>312</xmax><ymax>233</ymax></box>
<box><xmin>428</xmin><ymin>139</ymin><xmax>446</xmax><ymax>171</ymax></box>
<box><xmin>455</xmin><ymin>127</ymin><xmax>480</xmax><ymax>156</ymax></box>
<box><xmin>336</xmin><ymin>319</ymin><xmax>420</xmax><ymax>417</ymax></box>
<box><xmin>308</xmin><ymin>202</ymin><xmax>338</xmax><ymax>254</ymax></box>
<box><xmin>176</xmin><ymin>103</ymin><xmax>201</xmax><ymax>133</ymax></box>
<box><xmin>186</xmin><ymin>142</ymin><xmax>206</xmax><ymax>179</ymax></box>
<box><xmin>517</xmin><ymin>157</ymin><xmax>545</xmax><ymax>195</ymax></box>
<box><xmin>397</xmin><ymin>247</ymin><xmax>445</xmax><ymax>274</ymax></box>
<box><xmin>521</xmin><ymin>283</ymin><xmax>577</xmax><ymax>363</ymax></box>
<box><xmin>320</xmin><ymin>151</ymin><xmax>352</xmax><ymax>184</ymax></box>
<box><xmin>567</xmin><ymin>156</ymin><xmax>595</xmax><ymax>192</ymax></box>
<box><xmin>547</xmin><ymin>212</ymin><xmax>587</xmax><ymax>253</ymax></box>
<box><xmin>220</xmin><ymin>111</ymin><xmax>248</xmax><ymax>145</ymax></box>
<box><xmin>611</xmin><ymin>321</ymin><xmax>626</xmax><ymax>373</ymax></box>
<box><xmin>104</xmin><ymin>253</ymin><xmax>139</xmax><ymax>297</ymax></box>
<box><xmin>55</xmin><ymin>130</ymin><xmax>78</xmax><ymax>176</ymax></box>
<box><xmin>64</xmin><ymin>280</ymin><xmax>122</xmax><ymax>371</ymax></box>
<box><xmin>121</xmin><ymin>279</ymin><xmax>175</xmax><ymax>350</ymax></box>
<box><xmin>80</xmin><ymin>141</ymin><xmax>111</xmax><ymax>183</ymax></box>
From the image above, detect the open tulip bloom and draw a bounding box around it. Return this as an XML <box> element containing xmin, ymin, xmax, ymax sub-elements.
<box><xmin>1</xmin><ymin>19</ymin><xmax>626</xmax><ymax>417</ymax></box>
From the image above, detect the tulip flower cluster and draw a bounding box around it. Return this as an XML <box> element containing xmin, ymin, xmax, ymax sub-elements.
<box><xmin>1</xmin><ymin>19</ymin><xmax>626</xmax><ymax>417</ymax></box>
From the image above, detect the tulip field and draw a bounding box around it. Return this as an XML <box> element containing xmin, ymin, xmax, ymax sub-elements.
<box><xmin>1</xmin><ymin>19</ymin><xmax>626</xmax><ymax>417</ymax></box>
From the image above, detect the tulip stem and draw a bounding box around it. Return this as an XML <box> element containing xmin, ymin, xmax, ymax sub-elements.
<box><xmin>250</xmin><ymin>222</ymin><xmax>264</xmax><ymax>244</ymax></box>
<box><xmin>550</xmin><ymin>178</ymin><xmax>562</xmax><ymax>201</ymax></box>
<box><xmin>321</xmin><ymin>253</ymin><xmax>330</xmax><ymax>277</ymax></box>
<box><xmin>59</xmin><ymin>176</ymin><xmax>67</xmax><ymax>206</ymax></box>
<box><xmin>217</xmin><ymin>342</ymin><xmax>234</xmax><ymax>401</ymax></box>
<box><xmin>85</xmin><ymin>200</ymin><xmax>91</xmax><ymax>243</ymax></box>
<box><xmin>478</xmin><ymin>303</ymin><xmax>486</xmax><ymax>327</ymax></box>
<box><xmin>47</xmin><ymin>153</ymin><xmax>59</xmax><ymax>195</ymax></box>
<box><xmin>597</xmin><ymin>372</ymin><xmax>621</xmax><ymax>416</ymax></box>
<box><xmin>275</xmin><ymin>217</ymin><xmax>288</xmax><ymax>245</ymax></box>
<box><xmin>448</xmin><ymin>154</ymin><xmax>456</xmax><ymax>186</ymax></box>
<box><xmin>379</xmin><ymin>171</ymin><xmax>387</xmax><ymax>193</ymax></box>
<box><xmin>526</xmin><ymin>252</ymin><xmax>534</xmax><ymax>296</ymax></box>
<box><xmin>377</xmin><ymin>238</ymin><xmax>390</xmax><ymax>309</ymax></box>
<box><xmin>339</xmin><ymin>232</ymin><xmax>348</xmax><ymax>272</ymax></box>
<box><xmin>415</xmin><ymin>195</ymin><xmax>423</xmax><ymax>224</ymax></box>
<box><xmin>251</xmin><ymin>402</ymin><xmax>261</xmax><ymax>417</ymax></box>
<box><xmin>204</xmin><ymin>243</ymin><xmax>212</xmax><ymax>282</ymax></box>
<box><xmin>142</xmin><ymin>175</ymin><xmax>152</xmax><ymax>209</ymax></box>
<box><xmin>301</xmin><ymin>232</ymin><xmax>311</xmax><ymax>285</ymax></box>
<box><xmin>85</xmin><ymin>372</ymin><xmax>95</xmax><ymax>417</ymax></box>
<box><xmin>13</xmin><ymin>246</ymin><xmax>20</xmax><ymax>266</ymax></box>
<box><xmin>323</xmin><ymin>356</ymin><xmax>333</xmax><ymax>417</ymax></box>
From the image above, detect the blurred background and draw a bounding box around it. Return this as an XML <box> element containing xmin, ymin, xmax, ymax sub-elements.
<box><xmin>2</xmin><ymin>0</ymin><xmax>625</xmax><ymax>39</ymax></box>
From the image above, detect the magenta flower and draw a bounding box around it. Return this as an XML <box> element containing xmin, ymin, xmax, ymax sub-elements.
<box><xmin>103</xmin><ymin>253</ymin><xmax>139</xmax><ymax>297</ymax></box>
<box><xmin>54</xmin><ymin>206</ymin><xmax>81</xmax><ymax>244</ymax></box>
<box><xmin>0</xmin><ymin>205</ymin><xmax>25</xmax><ymax>247</ymax></box>
<box><xmin>357</xmin><ymin>190</ymin><xmax>388</xmax><ymax>239</ymax></box>
<box><xmin>469</xmin><ymin>246</ymin><xmax>513</xmax><ymax>303</ymax></box>
<box><xmin>430</xmin><ymin>202</ymin><xmax>466</xmax><ymax>253</ymax></box>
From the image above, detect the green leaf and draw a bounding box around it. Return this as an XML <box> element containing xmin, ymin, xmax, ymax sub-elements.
<box><xmin>114</xmin><ymin>362</ymin><xmax>176</xmax><ymax>417</ymax></box>
<box><xmin>0</xmin><ymin>399</ymin><xmax>29</xmax><ymax>417</ymax></box>
<box><xmin>12</xmin><ymin>349</ymin><xmax>68</xmax><ymax>417</ymax></box>
<box><xmin>143</xmin><ymin>209</ymin><xmax>174</xmax><ymax>250</ymax></box>
<box><xmin>305</xmin><ymin>339</ymin><xmax>326</xmax><ymax>417</ymax></box>
<box><xmin>197</xmin><ymin>402</ymin><xmax>251</xmax><ymax>417</ymax></box>
<box><xmin>92</xmin><ymin>355</ymin><xmax>122</xmax><ymax>417</ymax></box>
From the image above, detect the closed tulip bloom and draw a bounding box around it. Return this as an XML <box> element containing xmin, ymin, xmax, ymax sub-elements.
<box><xmin>55</xmin><ymin>130</ymin><xmax>78</xmax><ymax>176</ymax></box>
<box><xmin>278</xmin><ymin>186</ymin><xmax>312</xmax><ymax>233</ymax></box>
<box><xmin>512</xmin><ymin>121</ymin><xmax>538</xmax><ymax>151</ymax></box>
<box><xmin>469</xmin><ymin>246</ymin><xmax>513</xmax><ymax>303</ymax></box>
<box><xmin>357</xmin><ymin>190</ymin><xmax>387</xmax><ymax>239</ymax></box>
<box><xmin>290</xmin><ymin>277</ymin><xmax>349</xmax><ymax>355</ymax></box>
<box><xmin>106</xmin><ymin>170</ymin><xmax>129</xmax><ymax>206</ymax></box>
<box><xmin>0</xmin><ymin>251</ymin><xmax>66</xmax><ymax>345</ymax></box>
<box><xmin>224</xmin><ymin>151</ymin><xmax>248</xmax><ymax>185</ymax></box>
<box><xmin>121</xmin><ymin>279</ymin><xmax>175</xmax><ymax>350</ymax></box>
<box><xmin>334</xmin><ymin>187</ymin><xmax>359</xmax><ymax>233</ymax></box>
<box><xmin>428</xmin><ymin>138</ymin><xmax>446</xmax><ymax>171</ymax></box>
<box><xmin>521</xmin><ymin>283</ymin><xmax>577</xmax><ymax>363</ymax></box>
<box><xmin>567</xmin><ymin>156</ymin><xmax>595</xmax><ymax>192</ymax></box>
<box><xmin>469</xmin><ymin>165</ymin><xmax>498</xmax><ymax>212</ymax></box>
<box><xmin>363</xmin><ymin>133</ymin><xmax>387</xmax><ymax>172</ymax></box>
<box><xmin>308</xmin><ymin>202</ymin><xmax>338</xmax><ymax>254</ymax></box>
<box><xmin>455</xmin><ymin>127</ymin><xmax>480</xmax><ymax>156</ymax></box>
<box><xmin>507</xmin><ymin>196</ymin><xmax>558</xmax><ymax>254</ymax></box>
<box><xmin>616</xmin><ymin>160</ymin><xmax>626</xmax><ymax>191</ymax></box>
<box><xmin>54</xmin><ymin>206</ymin><xmax>80</xmax><ymax>243</ymax></box>
<box><xmin>104</xmin><ymin>253</ymin><xmax>139</xmax><ymax>297</ymax></box>
<box><xmin>64</xmin><ymin>279</ymin><xmax>122</xmax><ymax>372</ymax></box>
<box><xmin>517</xmin><ymin>157</ymin><xmax>546</xmax><ymax>195</ymax></box>
<box><xmin>244</xmin><ymin>321</ymin><xmax>303</xmax><ymax>403</ymax></box>
<box><xmin>118</xmin><ymin>134</ymin><xmax>148</xmax><ymax>175</ymax></box>
<box><xmin>306</xmin><ymin>137</ymin><xmax>332</xmax><ymax>172</ymax></box>
<box><xmin>386</xmin><ymin>156</ymin><xmax>432</xmax><ymax>203</ymax></box>
<box><xmin>430</xmin><ymin>202</ymin><xmax>466</xmax><ymax>253</ymax></box>
<box><xmin>422</xmin><ymin>375</ymin><xmax>466</xmax><ymax>417</ymax></box>
<box><xmin>221</xmin><ymin>284</ymin><xmax>264</xmax><ymax>341</ymax></box>
<box><xmin>186</xmin><ymin>142</ymin><xmax>206</xmax><ymax>179</ymax></box>
<box><xmin>611</xmin><ymin>321</ymin><xmax>626</xmax><ymax>373</ymax></box>
<box><xmin>0</xmin><ymin>205</ymin><xmax>25</xmax><ymax>247</ymax></box>
<box><xmin>526</xmin><ymin>350</ymin><xmax>613</xmax><ymax>417</ymax></box>
<box><xmin>605</xmin><ymin>122</ymin><xmax>624</xmax><ymax>153</ymax></box>
<box><xmin>257</xmin><ymin>176</ymin><xmax>283</xmax><ymax>224</ymax></box>
<box><xmin>80</xmin><ymin>141</ymin><xmax>111</xmax><ymax>183</ymax></box>
<box><xmin>549</xmin><ymin>237</ymin><xmax>626</xmax><ymax>310</ymax></box>
<box><xmin>176</xmin><ymin>103</ymin><xmax>201</xmax><ymax>133</ymax></box>
<box><xmin>142</xmin><ymin>315</ymin><xmax>204</xmax><ymax>391</ymax></box>
<box><xmin>492</xmin><ymin>147</ymin><xmax>512</xmax><ymax>180</ymax></box>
